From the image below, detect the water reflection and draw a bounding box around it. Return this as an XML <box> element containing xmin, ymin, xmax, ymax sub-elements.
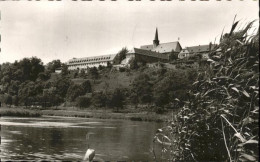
<box><xmin>0</xmin><ymin>116</ymin><xmax>163</xmax><ymax>161</ymax></box>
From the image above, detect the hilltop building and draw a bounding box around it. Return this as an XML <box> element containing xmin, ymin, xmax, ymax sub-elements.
<box><xmin>140</xmin><ymin>28</ymin><xmax>182</xmax><ymax>57</ymax></box>
<box><xmin>65</xmin><ymin>28</ymin><xmax>215</xmax><ymax>70</ymax></box>
<box><xmin>67</xmin><ymin>54</ymin><xmax>116</xmax><ymax>70</ymax></box>
<box><xmin>124</xmin><ymin>28</ymin><xmax>182</xmax><ymax>64</ymax></box>
<box><xmin>178</xmin><ymin>43</ymin><xmax>216</xmax><ymax>59</ymax></box>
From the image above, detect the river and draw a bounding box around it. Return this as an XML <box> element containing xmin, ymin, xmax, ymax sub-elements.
<box><xmin>0</xmin><ymin>116</ymin><xmax>163</xmax><ymax>161</ymax></box>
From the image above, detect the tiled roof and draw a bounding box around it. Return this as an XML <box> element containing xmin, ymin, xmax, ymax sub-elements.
<box><xmin>179</xmin><ymin>48</ymin><xmax>189</xmax><ymax>54</ymax></box>
<box><xmin>140</xmin><ymin>45</ymin><xmax>154</xmax><ymax>50</ymax></box>
<box><xmin>152</xmin><ymin>42</ymin><xmax>182</xmax><ymax>53</ymax></box>
<box><xmin>187</xmin><ymin>44</ymin><xmax>217</xmax><ymax>53</ymax></box>
<box><xmin>68</xmin><ymin>54</ymin><xmax>117</xmax><ymax>64</ymax></box>
<box><xmin>140</xmin><ymin>41</ymin><xmax>182</xmax><ymax>53</ymax></box>
<box><xmin>128</xmin><ymin>48</ymin><xmax>168</xmax><ymax>60</ymax></box>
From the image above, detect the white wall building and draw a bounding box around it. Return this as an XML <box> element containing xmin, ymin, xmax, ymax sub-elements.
<box><xmin>67</xmin><ymin>54</ymin><xmax>116</xmax><ymax>70</ymax></box>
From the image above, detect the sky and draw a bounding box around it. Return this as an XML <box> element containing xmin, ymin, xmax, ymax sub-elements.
<box><xmin>0</xmin><ymin>0</ymin><xmax>259</xmax><ymax>64</ymax></box>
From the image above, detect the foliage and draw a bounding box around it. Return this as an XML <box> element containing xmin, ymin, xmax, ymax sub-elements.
<box><xmin>169</xmin><ymin>50</ymin><xmax>178</xmax><ymax>61</ymax></box>
<box><xmin>76</xmin><ymin>96</ymin><xmax>91</xmax><ymax>108</ymax></box>
<box><xmin>88</xmin><ymin>67</ymin><xmax>99</xmax><ymax>80</ymax></box>
<box><xmin>153</xmin><ymin>21</ymin><xmax>259</xmax><ymax>161</ymax></box>
<box><xmin>18</xmin><ymin>81</ymin><xmax>43</xmax><ymax>106</ymax></box>
<box><xmin>0</xmin><ymin>108</ymin><xmax>41</xmax><ymax>117</ymax></box>
<box><xmin>113</xmin><ymin>47</ymin><xmax>128</xmax><ymax>65</ymax></box>
<box><xmin>131</xmin><ymin>73</ymin><xmax>153</xmax><ymax>104</ymax></box>
<box><xmin>82</xmin><ymin>80</ymin><xmax>92</xmax><ymax>93</ymax></box>
<box><xmin>46</xmin><ymin>59</ymin><xmax>62</xmax><ymax>73</ymax></box>
<box><xmin>4</xmin><ymin>94</ymin><xmax>12</xmax><ymax>107</ymax></box>
<box><xmin>52</xmin><ymin>76</ymin><xmax>71</xmax><ymax>99</ymax></box>
<box><xmin>109</xmin><ymin>88</ymin><xmax>125</xmax><ymax>112</ymax></box>
<box><xmin>91</xmin><ymin>91</ymin><xmax>107</xmax><ymax>107</ymax></box>
<box><xmin>61</xmin><ymin>63</ymin><xmax>69</xmax><ymax>76</ymax></box>
<box><xmin>153</xmin><ymin>69</ymin><xmax>197</xmax><ymax>107</ymax></box>
<box><xmin>79</xmin><ymin>69</ymin><xmax>86</xmax><ymax>78</ymax></box>
<box><xmin>66</xmin><ymin>83</ymin><xmax>85</xmax><ymax>102</ymax></box>
<box><xmin>129</xmin><ymin>57</ymin><xmax>139</xmax><ymax>70</ymax></box>
<box><xmin>0</xmin><ymin>57</ymin><xmax>44</xmax><ymax>83</ymax></box>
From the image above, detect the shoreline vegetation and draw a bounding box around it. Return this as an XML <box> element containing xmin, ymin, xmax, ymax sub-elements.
<box><xmin>0</xmin><ymin>107</ymin><xmax>171</xmax><ymax>122</ymax></box>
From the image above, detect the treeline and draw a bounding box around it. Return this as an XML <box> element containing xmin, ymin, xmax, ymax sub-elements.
<box><xmin>0</xmin><ymin>51</ymin><xmax>198</xmax><ymax>112</ymax></box>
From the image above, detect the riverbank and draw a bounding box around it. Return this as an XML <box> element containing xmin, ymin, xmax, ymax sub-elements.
<box><xmin>0</xmin><ymin>108</ymin><xmax>41</xmax><ymax>117</ymax></box>
<box><xmin>0</xmin><ymin>107</ymin><xmax>171</xmax><ymax>122</ymax></box>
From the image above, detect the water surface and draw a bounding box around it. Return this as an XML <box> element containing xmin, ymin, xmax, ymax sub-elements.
<box><xmin>0</xmin><ymin>116</ymin><xmax>163</xmax><ymax>161</ymax></box>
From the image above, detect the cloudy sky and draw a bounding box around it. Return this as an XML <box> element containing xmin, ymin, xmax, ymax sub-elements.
<box><xmin>0</xmin><ymin>0</ymin><xmax>258</xmax><ymax>64</ymax></box>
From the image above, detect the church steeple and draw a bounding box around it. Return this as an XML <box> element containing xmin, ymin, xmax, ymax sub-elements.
<box><xmin>153</xmin><ymin>28</ymin><xmax>160</xmax><ymax>48</ymax></box>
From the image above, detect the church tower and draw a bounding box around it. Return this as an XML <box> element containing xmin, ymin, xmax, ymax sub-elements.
<box><xmin>153</xmin><ymin>28</ymin><xmax>160</xmax><ymax>48</ymax></box>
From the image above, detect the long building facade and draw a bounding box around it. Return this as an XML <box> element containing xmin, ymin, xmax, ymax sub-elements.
<box><xmin>67</xmin><ymin>54</ymin><xmax>116</xmax><ymax>70</ymax></box>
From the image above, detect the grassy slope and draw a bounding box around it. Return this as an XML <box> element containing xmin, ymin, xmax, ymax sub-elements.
<box><xmin>67</xmin><ymin>70</ymin><xmax>139</xmax><ymax>92</ymax></box>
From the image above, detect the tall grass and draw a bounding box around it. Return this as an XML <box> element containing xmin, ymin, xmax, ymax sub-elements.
<box><xmin>153</xmin><ymin>21</ymin><xmax>259</xmax><ymax>161</ymax></box>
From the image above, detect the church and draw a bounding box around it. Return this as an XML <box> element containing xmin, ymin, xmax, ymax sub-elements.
<box><xmin>140</xmin><ymin>28</ymin><xmax>182</xmax><ymax>57</ymax></box>
<box><xmin>124</xmin><ymin>28</ymin><xmax>182</xmax><ymax>65</ymax></box>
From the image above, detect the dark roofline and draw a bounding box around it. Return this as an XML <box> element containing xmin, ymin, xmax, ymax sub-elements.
<box><xmin>186</xmin><ymin>44</ymin><xmax>217</xmax><ymax>48</ymax></box>
<box><xmin>141</xmin><ymin>41</ymin><xmax>180</xmax><ymax>47</ymax></box>
<box><xmin>132</xmin><ymin>48</ymin><xmax>168</xmax><ymax>60</ymax></box>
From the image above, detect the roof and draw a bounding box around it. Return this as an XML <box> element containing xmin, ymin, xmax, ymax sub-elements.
<box><xmin>179</xmin><ymin>48</ymin><xmax>189</xmax><ymax>54</ymax></box>
<box><xmin>140</xmin><ymin>41</ymin><xmax>182</xmax><ymax>53</ymax></box>
<box><xmin>140</xmin><ymin>45</ymin><xmax>154</xmax><ymax>50</ymax></box>
<box><xmin>187</xmin><ymin>44</ymin><xmax>217</xmax><ymax>53</ymax></box>
<box><xmin>128</xmin><ymin>48</ymin><xmax>168</xmax><ymax>60</ymax></box>
<box><xmin>67</xmin><ymin>54</ymin><xmax>117</xmax><ymax>64</ymax></box>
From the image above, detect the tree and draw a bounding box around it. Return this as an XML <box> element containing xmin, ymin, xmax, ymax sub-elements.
<box><xmin>131</xmin><ymin>73</ymin><xmax>153</xmax><ymax>104</ymax></box>
<box><xmin>61</xmin><ymin>63</ymin><xmax>69</xmax><ymax>76</ymax></box>
<box><xmin>18</xmin><ymin>81</ymin><xmax>43</xmax><ymax>106</ymax></box>
<box><xmin>107</xmin><ymin>62</ymin><xmax>112</xmax><ymax>69</ymax></box>
<box><xmin>153</xmin><ymin>69</ymin><xmax>196</xmax><ymax>107</ymax></box>
<box><xmin>66</xmin><ymin>83</ymin><xmax>85</xmax><ymax>102</ymax></box>
<box><xmin>91</xmin><ymin>92</ymin><xmax>107</xmax><ymax>107</ymax></box>
<box><xmin>89</xmin><ymin>67</ymin><xmax>99</xmax><ymax>80</ymax></box>
<box><xmin>98</xmin><ymin>65</ymin><xmax>104</xmax><ymax>71</ymax></box>
<box><xmin>4</xmin><ymin>94</ymin><xmax>12</xmax><ymax>107</ymax></box>
<box><xmin>110</xmin><ymin>88</ymin><xmax>124</xmax><ymax>112</ymax></box>
<box><xmin>37</xmin><ymin>72</ymin><xmax>50</xmax><ymax>81</ymax></box>
<box><xmin>12</xmin><ymin>95</ymin><xmax>19</xmax><ymax>106</ymax></box>
<box><xmin>79</xmin><ymin>69</ymin><xmax>86</xmax><ymax>78</ymax></box>
<box><xmin>46</xmin><ymin>60</ymin><xmax>62</xmax><ymax>73</ymax></box>
<box><xmin>169</xmin><ymin>50</ymin><xmax>178</xmax><ymax>61</ymax></box>
<box><xmin>76</xmin><ymin>96</ymin><xmax>91</xmax><ymax>109</ymax></box>
<box><xmin>113</xmin><ymin>47</ymin><xmax>128</xmax><ymax>65</ymax></box>
<box><xmin>81</xmin><ymin>80</ymin><xmax>92</xmax><ymax>93</ymax></box>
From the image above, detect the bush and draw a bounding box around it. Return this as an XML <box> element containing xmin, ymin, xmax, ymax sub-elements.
<box><xmin>110</xmin><ymin>88</ymin><xmax>125</xmax><ymax>112</ymax></box>
<box><xmin>76</xmin><ymin>96</ymin><xmax>91</xmax><ymax>109</ymax></box>
<box><xmin>91</xmin><ymin>92</ymin><xmax>107</xmax><ymax>107</ymax></box>
<box><xmin>119</xmin><ymin>67</ymin><xmax>126</xmax><ymax>72</ymax></box>
<box><xmin>153</xmin><ymin>21</ymin><xmax>259</xmax><ymax>161</ymax></box>
<box><xmin>66</xmin><ymin>83</ymin><xmax>85</xmax><ymax>101</ymax></box>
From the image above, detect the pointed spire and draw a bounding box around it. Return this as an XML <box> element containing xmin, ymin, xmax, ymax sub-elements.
<box><xmin>154</xmin><ymin>28</ymin><xmax>159</xmax><ymax>41</ymax></box>
<box><xmin>153</xmin><ymin>28</ymin><xmax>160</xmax><ymax>48</ymax></box>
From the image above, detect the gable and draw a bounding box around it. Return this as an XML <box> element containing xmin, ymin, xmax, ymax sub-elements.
<box><xmin>152</xmin><ymin>41</ymin><xmax>182</xmax><ymax>53</ymax></box>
